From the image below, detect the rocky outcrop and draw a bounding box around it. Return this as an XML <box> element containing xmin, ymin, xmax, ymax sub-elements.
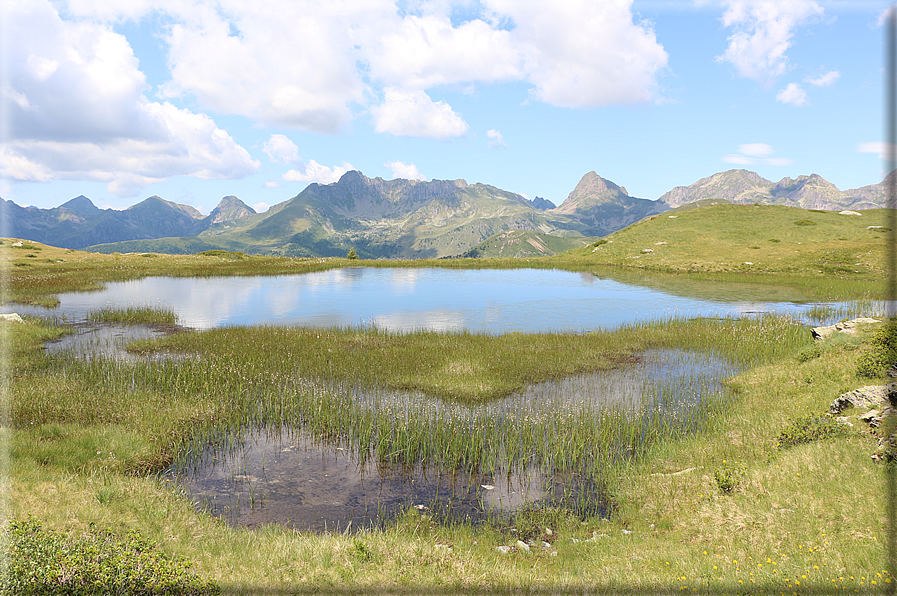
<box><xmin>830</xmin><ymin>384</ymin><xmax>894</xmax><ymax>415</ymax></box>
<box><xmin>811</xmin><ymin>317</ymin><xmax>880</xmax><ymax>340</ymax></box>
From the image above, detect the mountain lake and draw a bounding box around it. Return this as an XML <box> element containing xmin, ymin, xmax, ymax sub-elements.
<box><xmin>17</xmin><ymin>266</ymin><xmax>877</xmax><ymax>531</ymax></box>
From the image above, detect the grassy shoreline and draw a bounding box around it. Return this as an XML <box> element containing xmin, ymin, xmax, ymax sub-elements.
<box><xmin>6</xmin><ymin>310</ymin><xmax>893</xmax><ymax>593</ymax></box>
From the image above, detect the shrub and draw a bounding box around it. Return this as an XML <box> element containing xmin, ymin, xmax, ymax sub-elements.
<box><xmin>857</xmin><ymin>321</ymin><xmax>897</xmax><ymax>378</ymax></box>
<box><xmin>346</xmin><ymin>247</ymin><xmax>359</xmax><ymax>260</ymax></box>
<box><xmin>1</xmin><ymin>518</ymin><xmax>220</xmax><ymax>595</ymax></box>
<box><xmin>714</xmin><ymin>461</ymin><xmax>744</xmax><ymax>494</ymax></box>
<box><xmin>777</xmin><ymin>414</ymin><xmax>851</xmax><ymax>449</ymax></box>
<box><xmin>796</xmin><ymin>345</ymin><xmax>824</xmax><ymax>363</ymax></box>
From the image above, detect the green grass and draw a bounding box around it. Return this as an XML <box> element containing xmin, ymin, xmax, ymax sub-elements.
<box><xmin>87</xmin><ymin>306</ymin><xmax>178</xmax><ymax>326</ymax></box>
<box><xmin>10</xmin><ymin>310</ymin><xmax>892</xmax><ymax>592</ymax></box>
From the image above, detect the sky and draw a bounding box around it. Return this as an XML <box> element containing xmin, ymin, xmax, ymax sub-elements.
<box><xmin>0</xmin><ymin>0</ymin><xmax>893</xmax><ymax>214</ymax></box>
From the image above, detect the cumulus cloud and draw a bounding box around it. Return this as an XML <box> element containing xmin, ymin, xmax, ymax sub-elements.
<box><xmin>384</xmin><ymin>161</ymin><xmax>427</xmax><ymax>180</ymax></box>
<box><xmin>283</xmin><ymin>160</ymin><xmax>355</xmax><ymax>185</ymax></box>
<box><xmin>372</xmin><ymin>88</ymin><xmax>469</xmax><ymax>139</ymax></box>
<box><xmin>60</xmin><ymin>0</ymin><xmax>668</xmax><ymax>138</ymax></box>
<box><xmin>716</xmin><ymin>0</ymin><xmax>824</xmax><ymax>86</ymax></box>
<box><xmin>722</xmin><ymin>143</ymin><xmax>794</xmax><ymax>166</ymax></box>
<box><xmin>487</xmin><ymin>129</ymin><xmax>507</xmax><ymax>149</ymax></box>
<box><xmin>253</xmin><ymin>202</ymin><xmax>271</xmax><ymax>212</ymax></box>
<box><xmin>806</xmin><ymin>70</ymin><xmax>839</xmax><ymax>87</ymax></box>
<box><xmin>263</xmin><ymin>134</ymin><xmax>302</xmax><ymax>164</ymax></box>
<box><xmin>260</xmin><ymin>134</ymin><xmax>353</xmax><ymax>185</ymax></box>
<box><xmin>2</xmin><ymin>0</ymin><xmax>258</xmax><ymax>197</ymax></box>
<box><xmin>776</xmin><ymin>82</ymin><xmax>808</xmax><ymax>106</ymax></box>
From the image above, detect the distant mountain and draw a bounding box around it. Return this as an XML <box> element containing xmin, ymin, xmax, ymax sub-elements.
<box><xmin>7</xmin><ymin>167</ymin><xmax>891</xmax><ymax>258</ymax></box>
<box><xmin>229</xmin><ymin>171</ymin><xmax>587</xmax><ymax>258</ymax></box>
<box><xmin>0</xmin><ymin>195</ymin><xmax>254</xmax><ymax>249</ymax></box>
<box><xmin>659</xmin><ymin>169</ymin><xmax>888</xmax><ymax>211</ymax></box>
<box><xmin>549</xmin><ymin>171</ymin><xmax>668</xmax><ymax>236</ymax></box>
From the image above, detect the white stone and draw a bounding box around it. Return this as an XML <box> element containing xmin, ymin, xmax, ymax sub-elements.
<box><xmin>839</xmin><ymin>210</ymin><xmax>862</xmax><ymax>216</ymax></box>
<box><xmin>496</xmin><ymin>546</ymin><xmax>511</xmax><ymax>554</ymax></box>
<box><xmin>515</xmin><ymin>540</ymin><xmax>531</xmax><ymax>553</ymax></box>
<box><xmin>0</xmin><ymin>313</ymin><xmax>24</xmax><ymax>323</ymax></box>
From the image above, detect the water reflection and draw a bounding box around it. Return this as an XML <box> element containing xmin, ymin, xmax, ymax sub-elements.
<box><xmin>42</xmin><ymin>324</ymin><xmax>176</xmax><ymax>362</ymax></box>
<box><xmin>1</xmin><ymin>267</ymin><xmax>871</xmax><ymax>332</ymax></box>
<box><xmin>169</xmin><ymin>349</ymin><xmax>734</xmax><ymax>532</ymax></box>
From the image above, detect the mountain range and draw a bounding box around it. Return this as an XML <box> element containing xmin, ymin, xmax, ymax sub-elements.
<box><xmin>2</xmin><ymin>169</ymin><xmax>891</xmax><ymax>259</ymax></box>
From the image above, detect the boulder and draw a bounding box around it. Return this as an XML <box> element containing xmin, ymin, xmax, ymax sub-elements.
<box><xmin>0</xmin><ymin>313</ymin><xmax>24</xmax><ymax>323</ymax></box>
<box><xmin>830</xmin><ymin>384</ymin><xmax>895</xmax><ymax>414</ymax></box>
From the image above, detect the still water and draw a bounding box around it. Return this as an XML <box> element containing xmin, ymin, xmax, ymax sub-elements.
<box><xmin>14</xmin><ymin>267</ymin><xmax>847</xmax><ymax>332</ymax></box>
<box><xmin>168</xmin><ymin>349</ymin><xmax>735</xmax><ymax>531</ymax></box>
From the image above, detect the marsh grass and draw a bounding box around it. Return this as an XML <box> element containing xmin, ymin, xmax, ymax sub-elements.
<box><xmin>87</xmin><ymin>306</ymin><xmax>178</xmax><ymax>326</ymax></box>
<box><xmin>8</xmin><ymin>310</ymin><xmax>892</xmax><ymax>593</ymax></box>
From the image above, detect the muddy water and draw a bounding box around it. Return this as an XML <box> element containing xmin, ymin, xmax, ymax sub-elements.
<box><xmin>169</xmin><ymin>349</ymin><xmax>734</xmax><ymax>532</ymax></box>
<box><xmin>42</xmin><ymin>323</ymin><xmax>185</xmax><ymax>362</ymax></box>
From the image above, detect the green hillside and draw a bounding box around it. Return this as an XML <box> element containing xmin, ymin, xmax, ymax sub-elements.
<box><xmin>560</xmin><ymin>202</ymin><xmax>890</xmax><ymax>282</ymax></box>
<box><xmin>461</xmin><ymin>230</ymin><xmax>594</xmax><ymax>258</ymax></box>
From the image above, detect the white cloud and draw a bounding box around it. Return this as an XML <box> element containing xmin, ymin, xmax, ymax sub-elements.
<box><xmin>806</xmin><ymin>70</ymin><xmax>839</xmax><ymax>87</ymax></box>
<box><xmin>156</xmin><ymin>0</ymin><xmax>367</xmax><ymax>133</ymax></box>
<box><xmin>60</xmin><ymin>0</ymin><xmax>668</xmax><ymax>140</ymax></box>
<box><xmin>384</xmin><ymin>161</ymin><xmax>427</xmax><ymax>180</ymax></box>
<box><xmin>253</xmin><ymin>202</ymin><xmax>271</xmax><ymax>212</ymax></box>
<box><xmin>722</xmin><ymin>144</ymin><xmax>794</xmax><ymax>166</ymax></box>
<box><xmin>739</xmin><ymin>143</ymin><xmax>773</xmax><ymax>157</ymax></box>
<box><xmin>372</xmin><ymin>88</ymin><xmax>469</xmax><ymax>139</ymax></box>
<box><xmin>262</xmin><ymin>134</ymin><xmax>302</xmax><ymax>165</ymax></box>
<box><xmin>487</xmin><ymin>129</ymin><xmax>507</xmax><ymax>149</ymax></box>
<box><xmin>716</xmin><ymin>0</ymin><xmax>824</xmax><ymax>86</ymax></box>
<box><xmin>857</xmin><ymin>141</ymin><xmax>897</xmax><ymax>160</ymax></box>
<box><xmin>486</xmin><ymin>0</ymin><xmax>668</xmax><ymax>106</ymax></box>
<box><xmin>3</xmin><ymin>0</ymin><xmax>258</xmax><ymax>197</ymax></box>
<box><xmin>776</xmin><ymin>82</ymin><xmax>808</xmax><ymax>106</ymax></box>
<box><xmin>263</xmin><ymin>181</ymin><xmax>280</xmax><ymax>188</ymax></box>
<box><xmin>283</xmin><ymin>160</ymin><xmax>354</xmax><ymax>185</ymax></box>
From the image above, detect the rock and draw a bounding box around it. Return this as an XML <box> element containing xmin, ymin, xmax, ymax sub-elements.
<box><xmin>830</xmin><ymin>385</ymin><xmax>893</xmax><ymax>414</ymax></box>
<box><xmin>541</xmin><ymin>541</ymin><xmax>552</xmax><ymax>549</ymax></box>
<box><xmin>515</xmin><ymin>540</ymin><xmax>531</xmax><ymax>553</ymax></box>
<box><xmin>812</xmin><ymin>317</ymin><xmax>880</xmax><ymax>339</ymax></box>
<box><xmin>655</xmin><ymin>241</ymin><xmax>667</xmax><ymax>245</ymax></box>
<box><xmin>641</xmin><ymin>248</ymin><xmax>654</xmax><ymax>254</ymax></box>
<box><xmin>859</xmin><ymin>409</ymin><xmax>883</xmax><ymax>428</ymax></box>
<box><xmin>10</xmin><ymin>241</ymin><xmax>22</xmax><ymax>247</ymax></box>
<box><xmin>836</xmin><ymin>416</ymin><xmax>853</xmax><ymax>427</ymax></box>
<box><xmin>0</xmin><ymin>313</ymin><xmax>24</xmax><ymax>323</ymax></box>
<box><xmin>621</xmin><ymin>529</ymin><xmax>633</xmax><ymax>535</ymax></box>
<box><xmin>839</xmin><ymin>210</ymin><xmax>862</xmax><ymax>216</ymax></box>
<box><xmin>496</xmin><ymin>545</ymin><xmax>511</xmax><ymax>554</ymax></box>
<box><xmin>743</xmin><ymin>262</ymin><xmax>753</xmax><ymax>266</ymax></box>
<box><xmin>480</xmin><ymin>484</ymin><xmax>494</xmax><ymax>490</ymax></box>
<box><xmin>668</xmin><ymin>215</ymin><xmax>678</xmax><ymax>219</ymax></box>
<box><xmin>868</xmin><ymin>226</ymin><xmax>887</xmax><ymax>230</ymax></box>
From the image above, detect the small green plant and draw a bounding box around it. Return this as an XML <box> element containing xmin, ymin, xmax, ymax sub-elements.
<box><xmin>350</xmin><ymin>538</ymin><xmax>376</xmax><ymax>562</ymax></box>
<box><xmin>347</xmin><ymin>247</ymin><xmax>359</xmax><ymax>260</ymax></box>
<box><xmin>793</xmin><ymin>219</ymin><xmax>816</xmax><ymax>226</ymax></box>
<box><xmin>1</xmin><ymin>518</ymin><xmax>219</xmax><ymax>595</ymax></box>
<box><xmin>796</xmin><ymin>345</ymin><xmax>824</xmax><ymax>363</ymax></box>
<box><xmin>857</xmin><ymin>321</ymin><xmax>897</xmax><ymax>378</ymax></box>
<box><xmin>777</xmin><ymin>414</ymin><xmax>851</xmax><ymax>449</ymax></box>
<box><xmin>714</xmin><ymin>460</ymin><xmax>743</xmax><ymax>494</ymax></box>
<box><xmin>590</xmin><ymin>239</ymin><xmax>609</xmax><ymax>248</ymax></box>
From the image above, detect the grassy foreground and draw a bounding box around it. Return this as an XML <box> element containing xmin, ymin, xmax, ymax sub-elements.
<box><xmin>5</xmin><ymin>311</ymin><xmax>894</xmax><ymax>593</ymax></box>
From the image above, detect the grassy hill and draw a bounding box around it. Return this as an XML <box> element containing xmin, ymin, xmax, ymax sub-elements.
<box><xmin>560</xmin><ymin>202</ymin><xmax>890</xmax><ymax>280</ymax></box>
<box><xmin>461</xmin><ymin>230</ymin><xmax>594</xmax><ymax>258</ymax></box>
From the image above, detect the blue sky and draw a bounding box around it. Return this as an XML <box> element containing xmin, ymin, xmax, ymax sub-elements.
<box><xmin>0</xmin><ymin>0</ymin><xmax>892</xmax><ymax>214</ymax></box>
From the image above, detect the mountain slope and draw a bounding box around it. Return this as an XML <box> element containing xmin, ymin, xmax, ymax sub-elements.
<box><xmin>549</xmin><ymin>171</ymin><xmax>668</xmax><ymax>236</ymax></box>
<box><xmin>659</xmin><ymin>169</ymin><xmax>889</xmax><ymax>211</ymax></box>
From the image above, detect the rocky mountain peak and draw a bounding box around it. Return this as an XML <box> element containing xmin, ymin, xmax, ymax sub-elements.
<box><xmin>59</xmin><ymin>195</ymin><xmax>99</xmax><ymax>214</ymax></box>
<box><xmin>209</xmin><ymin>196</ymin><xmax>255</xmax><ymax>224</ymax></box>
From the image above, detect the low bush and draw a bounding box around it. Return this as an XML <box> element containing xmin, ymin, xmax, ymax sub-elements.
<box><xmin>1</xmin><ymin>518</ymin><xmax>219</xmax><ymax>595</ymax></box>
<box><xmin>777</xmin><ymin>414</ymin><xmax>851</xmax><ymax>449</ymax></box>
<box><xmin>857</xmin><ymin>321</ymin><xmax>897</xmax><ymax>378</ymax></box>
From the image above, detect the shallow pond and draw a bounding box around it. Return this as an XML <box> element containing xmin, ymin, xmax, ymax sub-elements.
<box><xmin>167</xmin><ymin>349</ymin><xmax>735</xmax><ymax>531</ymax></box>
<box><xmin>4</xmin><ymin>267</ymin><xmax>860</xmax><ymax>332</ymax></box>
